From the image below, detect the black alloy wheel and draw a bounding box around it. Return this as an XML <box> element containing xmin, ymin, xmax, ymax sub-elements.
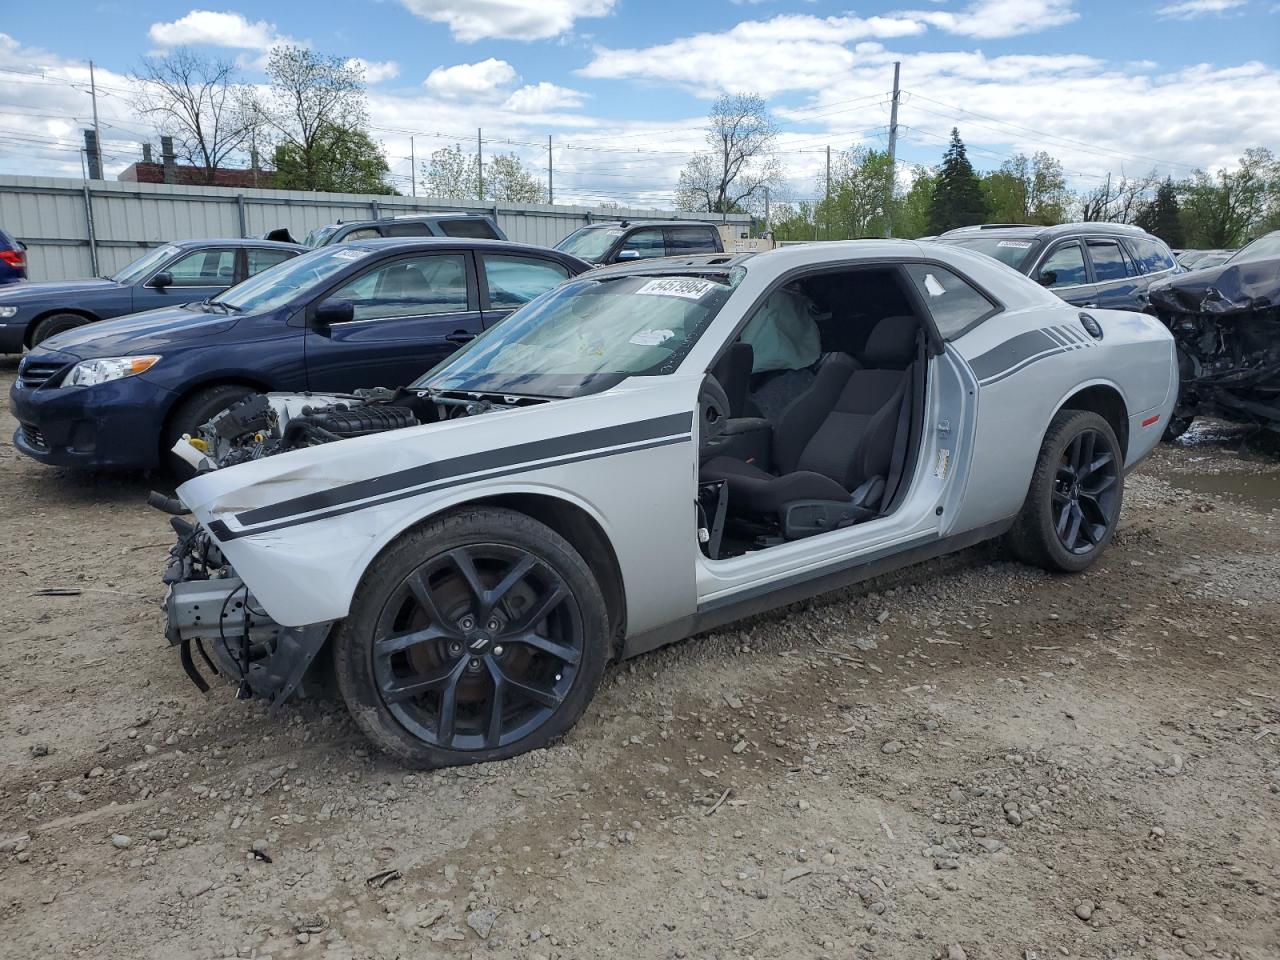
<box><xmin>373</xmin><ymin>544</ymin><xmax>583</xmax><ymax>751</ymax></box>
<box><xmin>1051</xmin><ymin>428</ymin><xmax>1121</xmax><ymax>555</ymax></box>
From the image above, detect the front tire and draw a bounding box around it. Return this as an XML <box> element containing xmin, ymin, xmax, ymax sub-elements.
<box><xmin>163</xmin><ymin>383</ymin><xmax>258</xmax><ymax>478</ymax></box>
<box><xmin>1008</xmin><ymin>410</ymin><xmax>1124</xmax><ymax>573</ymax></box>
<box><xmin>30</xmin><ymin>312</ymin><xmax>90</xmax><ymax>346</ymax></box>
<box><xmin>332</xmin><ymin>507</ymin><xmax>611</xmax><ymax>768</ymax></box>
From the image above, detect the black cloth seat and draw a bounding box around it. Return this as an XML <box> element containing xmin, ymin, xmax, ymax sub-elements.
<box><xmin>701</xmin><ymin>315</ymin><xmax>917</xmax><ymax>523</ymax></box>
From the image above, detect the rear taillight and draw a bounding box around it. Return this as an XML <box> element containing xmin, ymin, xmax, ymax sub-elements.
<box><xmin>0</xmin><ymin>250</ymin><xmax>24</xmax><ymax>270</ymax></box>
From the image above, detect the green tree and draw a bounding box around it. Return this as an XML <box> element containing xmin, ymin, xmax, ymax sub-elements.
<box><xmin>892</xmin><ymin>166</ymin><xmax>936</xmax><ymax>238</ymax></box>
<box><xmin>1178</xmin><ymin>148</ymin><xmax>1279</xmax><ymax>248</ymax></box>
<box><xmin>981</xmin><ymin>152</ymin><xmax>1069</xmax><ymax>226</ymax></box>
<box><xmin>927</xmin><ymin>129</ymin><xmax>989</xmax><ymax>234</ymax></box>
<box><xmin>484</xmin><ymin>152</ymin><xmax>547</xmax><ymax>203</ymax></box>
<box><xmin>815</xmin><ymin>148</ymin><xmax>894</xmax><ymax>238</ymax></box>
<box><xmin>273</xmin><ymin>126</ymin><xmax>393</xmax><ymax>194</ymax></box>
<box><xmin>421</xmin><ymin>146</ymin><xmax>546</xmax><ymax>202</ymax></box>
<box><xmin>422</xmin><ymin>144</ymin><xmax>478</xmax><ymax>199</ymax></box>
<box><xmin>1134</xmin><ymin>177</ymin><xmax>1185</xmax><ymax>248</ymax></box>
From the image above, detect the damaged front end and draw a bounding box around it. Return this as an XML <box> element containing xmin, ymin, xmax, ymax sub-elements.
<box><xmin>1147</xmin><ymin>254</ymin><xmax>1280</xmax><ymax>437</ymax></box>
<box><xmin>157</xmin><ymin>497</ymin><xmax>333</xmax><ymax>704</ymax></box>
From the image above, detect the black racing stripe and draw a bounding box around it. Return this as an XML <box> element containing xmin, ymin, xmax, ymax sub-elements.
<box><xmin>1042</xmin><ymin>327</ymin><xmax>1070</xmax><ymax>347</ymax></box>
<box><xmin>236</xmin><ymin>411</ymin><xmax>693</xmax><ymax>528</ymax></box>
<box><xmin>209</xmin><ymin>434</ymin><xmax>690</xmax><ymax>541</ymax></box>
<box><xmin>968</xmin><ymin>328</ymin><xmax>1059</xmax><ymax>381</ymax></box>
<box><xmin>979</xmin><ymin>346</ymin><xmax>1067</xmax><ymax>386</ymax></box>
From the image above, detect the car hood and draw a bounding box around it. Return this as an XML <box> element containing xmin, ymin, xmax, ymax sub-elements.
<box><xmin>1147</xmin><ymin>256</ymin><xmax>1280</xmax><ymax>317</ymax></box>
<box><xmin>39</xmin><ymin>305</ymin><xmax>242</xmax><ymax>357</ymax></box>
<box><xmin>0</xmin><ymin>277</ymin><xmax>119</xmax><ymax>304</ymax></box>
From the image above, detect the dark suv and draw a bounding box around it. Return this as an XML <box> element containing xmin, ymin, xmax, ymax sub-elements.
<box><xmin>936</xmin><ymin>222</ymin><xmax>1179</xmax><ymax>311</ymax></box>
<box><xmin>554</xmin><ymin>220</ymin><xmax>724</xmax><ymax>266</ymax></box>
<box><xmin>283</xmin><ymin>213</ymin><xmax>508</xmax><ymax>248</ymax></box>
<box><xmin>0</xmin><ymin>228</ymin><xmax>27</xmax><ymax>284</ymax></box>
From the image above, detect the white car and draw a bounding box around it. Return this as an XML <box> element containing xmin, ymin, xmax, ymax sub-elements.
<box><xmin>160</xmin><ymin>240</ymin><xmax>1178</xmax><ymax>767</ymax></box>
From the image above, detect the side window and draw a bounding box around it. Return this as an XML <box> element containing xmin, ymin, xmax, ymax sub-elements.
<box><xmin>246</xmin><ymin>248</ymin><xmax>298</xmax><ymax>276</ymax></box>
<box><xmin>384</xmin><ymin>221</ymin><xmax>432</xmax><ymax>238</ymax></box>
<box><xmin>1036</xmin><ymin>241</ymin><xmax>1087</xmax><ymax>288</ymax></box>
<box><xmin>1088</xmin><ymin>240</ymin><xmax>1134</xmax><ymax>282</ymax></box>
<box><xmin>666</xmin><ymin>226</ymin><xmax>719</xmax><ymax>255</ymax></box>
<box><xmin>164</xmin><ymin>248</ymin><xmax>237</xmax><ymax>287</ymax></box>
<box><xmin>340</xmin><ymin>227</ymin><xmax>381</xmax><ymax>243</ymax></box>
<box><xmin>326</xmin><ymin>254</ymin><xmax>469</xmax><ymax>321</ymax></box>
<box><xmin>1130</xmin><ymin>238</ymin><xmax>1176</xmax><ymax>274</ymax></box>
<box><xmin>621</xmin><ymin>228</ymin><xmax>666</xmax><ymax>259</ymax></box>
<box><xmin>902</xmin><ymin>263</ymin><xmax>997</xmax><ymax>339</ymax></box>
<box><xmin>482</xmin><ymin>255</ymin><xmax>570</xmax><ymax>308</ymax></box>
<box><xmin>439</xmin><ymin>219</ymin><xmax>500</xmax><ymax>239</ymax></box>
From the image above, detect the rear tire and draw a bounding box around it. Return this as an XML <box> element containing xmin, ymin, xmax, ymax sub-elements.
<box><xmin>1008</xmin><ymin>410</ymin><xmax>1124</xmax><ymax>573</ymax></box>
<box><xmin>332</xmin><ymin>507</ymin><xmax>611</xmax><ymax>768</ymax></box>
<box><xmin>30</xmin><ymin>312</ymin><xmax>90</xmax><ymax>346</ymax></box>
<box><xmin>164</xmin><ymin>384</ymin><xmax>258</xmax><ymax>479</ymax></box>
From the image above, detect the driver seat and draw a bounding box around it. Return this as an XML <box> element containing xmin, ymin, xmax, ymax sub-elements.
<box><xmin>700</xmin><ymin>315</ymin><xmax>918</xmax><ymax>538</ymax></box>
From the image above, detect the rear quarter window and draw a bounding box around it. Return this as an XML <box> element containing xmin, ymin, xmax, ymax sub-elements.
<box><xmin>439</xmin><ymin>219</ymin><xmax>500</xmax><ymax>239</ymax></box>
<box><xmin>903</xmin><ymin>263</ymin><xmax>999</xmax><ymax>339</ymax></box>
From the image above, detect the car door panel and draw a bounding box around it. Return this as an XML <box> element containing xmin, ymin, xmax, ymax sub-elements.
<box><xmin>304</xmin><ymin>252</ymin><xmax>481</xmax><ymax>391</ymax></box>
<box><xmin>134</xmin><ymin>247</ymin><xmax>236</xmax><ymax>312</ymax></box>
<box><xmin>1034</xmin><ymin>240</ymin><xmax>1098</xmax><ymax>307</ymax></box>
<box><xmin>1086</xmin><ymin>239</ymin><xmax>1143</xmax><ymax>310</ymax></box>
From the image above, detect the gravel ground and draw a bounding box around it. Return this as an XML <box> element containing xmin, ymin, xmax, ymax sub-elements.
<box><xmin>2</xmin><ymin>356</ymin><xmax>1278</xmax><ymax>960</ymax></box>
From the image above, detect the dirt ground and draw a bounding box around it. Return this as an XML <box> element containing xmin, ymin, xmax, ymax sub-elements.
<box><xmin>1</xmin><ymin>355</ymin><xmax>1278</xmax><ymax>960</ymax></box>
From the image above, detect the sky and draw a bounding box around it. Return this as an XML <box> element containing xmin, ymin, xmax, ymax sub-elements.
<box><xmin>1</xmin><ymin>0</ymin><xmax>1278</xmax><ymax>209</ymax></box>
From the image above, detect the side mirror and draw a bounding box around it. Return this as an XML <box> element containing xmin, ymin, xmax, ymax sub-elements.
<box><xmin>314</xmin><ymin>299</ymin><xmax>354</xmax><ymax>327</ymax></box>
<box><xmin>1037</xmin><ymin>270</ymin><xmax>1057</xmax><ymax>287</ymax></box>
<box><xmin>152</xmin><ymin>271</ymin><xmax>173</xmax><ymax>290</ymax></box>
<box><xmin>615</xmin><ymin>249</ymin><xmax>640</xmax><ymax>261</ymax></box>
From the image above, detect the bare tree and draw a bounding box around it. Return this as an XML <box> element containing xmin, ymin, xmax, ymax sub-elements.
<box><xmin>422</xmin><ymin>144</ymin><xmax>478</xmax><ymax>199</ymax></box>
<box><xmin>421</xmin><ymin>146</ymin><xmax>545</xmax><ymax>202</ymax></box>
<box><xmin>676</xmin><ymin>93</ymin><xmax>781</xmax><ymax>214</ymax></box>
<box><xmin>1078</xmin><ymin>169</ymin><xmax>1160</xmax><ymax>223</ymax></box>
<box><xmin>132</xmin><ymin>48</ymin><xmax>255</xmax><ymax>184</ymax></box>
<box><xmin>257</xmin><ymin>46</ymin><xmax>368</xmax><ymax>191</ymax></box>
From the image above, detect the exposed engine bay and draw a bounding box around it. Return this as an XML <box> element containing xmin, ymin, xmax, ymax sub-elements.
<box><xmin>176</xmin><ymin>387</ymin><xmax>548</xmax><ymax>471</ymax></box>
<box><xmin>1146</xmin><ymin>255</ymin><xmax>1280</xmax><ymax>436</ymax></box>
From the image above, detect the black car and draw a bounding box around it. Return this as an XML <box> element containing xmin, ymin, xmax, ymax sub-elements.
<box><xmin>10</xmin><ymin>238</ymin><xmax>589</xmax><ymax>472</ymax></box>
<box><xmin>265</xmin><ymin>213</ymin><xmax>508</xmax><ymax>247</ymax></box>
<box><xmin>0</xmin><ymin>227</ymin><xmax>27</xmax><ymax>285</ymax></box>
<box><xmin>554</xmin><ymin>220</ymin><xmax>724</xmax><ymax>266</ymax></box>
<box><xmin>936</xmin><ymin>222</ymin><xmax>1180</xmax><ymax>311</ymax></box>
<box><xmin>0</xmin><ymin>238</ymin><xmax>305</xmax><ymax>352</ymax></box>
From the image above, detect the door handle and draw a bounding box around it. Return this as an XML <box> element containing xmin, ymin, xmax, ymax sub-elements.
<box><xmin>444</xmin><ymin>331</ymin><xmax>476</xmax><ymax>344</ymax></box>
<box><xmin>1079</xmin><ymin>301</ymin><xmax>1098</xmax><ymax>308</ymax></box>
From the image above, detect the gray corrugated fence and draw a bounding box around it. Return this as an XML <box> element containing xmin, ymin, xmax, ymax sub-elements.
<box><xmin>0</xmin><ymin>175</ymin><xmax>753</xmax><ymax>282</ymax></box>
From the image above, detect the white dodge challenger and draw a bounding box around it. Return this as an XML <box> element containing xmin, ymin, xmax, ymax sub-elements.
<box><xmin>159</xmin><ymin>240</ymin><xmax>1178</xmax><ymax>767</ymax></box>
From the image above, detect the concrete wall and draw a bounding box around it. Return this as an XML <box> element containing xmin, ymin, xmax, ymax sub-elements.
<box><xmin>0</xmin><ymin>175</ymin><xmax>754</xmax><ymax>282</ymax></box>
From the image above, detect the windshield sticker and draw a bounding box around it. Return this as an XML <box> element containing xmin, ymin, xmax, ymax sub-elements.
<box><xmin>605</xmin><ymin>228</ymin><xmax>624</xmax><ymax>237</ymax></box>
<box><xmin>923</xmin><ymin>273</ymin><xmax>947</xmax><ymax>298</ymax></box>
<box><xmin>997</xmin><ymin>240</ymin><xmax>1034</xmax><ymax>249</ymax></box>
<box><xmin>629</xmin><ymin>328</ymin><xmax>676</xmax><ymax>346</ymax></box>
<box><xmin>332</xmin><ymin>248</ymin><xmax>373</xmax><ymax>261</ymax></box>
<box><xmin>635</xmin><ymin>277</ymin><xmax>718</xmax><ymax>300</ymax></box>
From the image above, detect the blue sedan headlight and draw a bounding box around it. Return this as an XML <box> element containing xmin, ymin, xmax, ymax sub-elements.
<box><xmin>64</xmin><ymin>355</ymin><xmax>161</xmax><ymax>387</ymax></box>
<box><xmin>0</xmin><ymin>306</ymin><xmax>18</xmax><ymax>318</ymax></box>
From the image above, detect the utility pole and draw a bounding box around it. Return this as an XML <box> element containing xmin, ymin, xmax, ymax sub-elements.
<box><xmin>477</xmin><ymin>128</ymin><xmax>484</xmax><ymax>201</ymax></box>
<box><xmin>88</xmin><ymin>60</ymin><xmax>103</xmax><ymax>179</ymax></box>
<box><xmin>410</xmin><ymin>135</ymin><xmax>416</xmax><ymax>197</ymax></box>
<box><xmin>763</xmin><ymin>186</ymin><xmax>770</xmax><ymax>235</ymax></box>
<box><xmin>825</xmin><ymin>144</ymin><xmax>831</xmax><ymax>240</ymax></box>
<box><xmin>883</xmin><ymin>60</ymin><xmax>901</xmax><ymax>238</ymax></box>
<box><xmin>547</xmin><ymin>135</ymin><xmax>553</xmax><ymax>205</ymax></box>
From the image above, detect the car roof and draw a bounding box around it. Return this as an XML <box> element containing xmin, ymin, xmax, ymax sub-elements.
<box><xmin>336</xmin><ymin>236</ymin><xmax>590</xmax><ymax>264</ymax></box>
<box><xmin>940</xmin><ymin>222</ymin><xmax>1152</xmax><ymax>241</ymax></box>
<box><xmin>171</xmin><ymin>237</ymin><xmax>307</xmax><ymax>251</ymax></box>
<box><xmin>577</xmin><ymin>220</ymin><xmax>721</xmax><ymax>230</ymax></box>
<box><xmin>337</xmin><ymin>212</ymin><xmax>494</xmax><ymax>227</ymax></box>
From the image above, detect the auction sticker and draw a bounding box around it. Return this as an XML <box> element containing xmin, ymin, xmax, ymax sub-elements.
<box><xmin>997</xmin><ymin>240</ymin><xmax>1033</xmax><ymax>249</ymax></box>
<box><xmin>635</xmin><ymin>277</ymin><xmax>718</xmax><ymax>300</ymax></box>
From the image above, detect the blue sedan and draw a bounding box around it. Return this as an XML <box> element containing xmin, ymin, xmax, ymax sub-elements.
<box><xmin>0</xmin><ymin>238</ymin><xmax>305</xmax><ymax>352</ymax></box>
<box><xmin>9</xmin><ymin>238</ymin><xmax>589</xmax><ymax>472</ymax></box>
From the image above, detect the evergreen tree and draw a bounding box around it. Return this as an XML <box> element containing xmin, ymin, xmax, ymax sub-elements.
<box><xmin>927</xmin><ymin>128</ymin><xmax>989</xmax><ymax>234</ymax></box>
<box><xmin>1134</xmin><ymin>177</ymin><xmax>1185</xmax><ymax>248</ymax></box>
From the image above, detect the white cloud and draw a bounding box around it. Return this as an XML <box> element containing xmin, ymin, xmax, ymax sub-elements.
<box><xmin>147</xmin><ymin>10</ymin><xmax>290</xmax><ymax>50</ymax></box>
<box><xmin>398</xmin><ymin>0</ymin><xmax>617</xmax><ymax>42</ymax></box>
<box><xmin>580</xmin><ymin>14</ymin><xmax>927</xmax><ymax>96</ymax></box>
<box><xmin>1156</xmin><ymin>0</ymin><xmax>1247</xmax><ymax>18</ymax></box>
<box><xmin>424</xmin><ymin>58</ymin><xmax>518</xmax><ymax>100</ymax></box>
<box><xmin>502</xmin><ymin>81</ymin><xmax>587</xmax><ymax>112</ymax></box>
<box><xmin>905</xmin><ymin>0</ymin><xmax>1079</xmax><ymax>39</ymax></box>
<box><xmin>346</xmin><ymin>58</ymin><xmax>400</xmax><ymax>84</ymax></box>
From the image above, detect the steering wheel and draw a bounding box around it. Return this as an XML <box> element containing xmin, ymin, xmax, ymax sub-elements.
<box><xmin>698</xmin><ymin>374</ymin><xmax>732</xmax><ymax>447</ymax></box>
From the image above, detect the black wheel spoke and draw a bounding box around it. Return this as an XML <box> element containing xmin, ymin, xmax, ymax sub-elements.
<box><xmin>494</xmin><ymin>661</ymin><xmax>563</xmax><ymax>710</ymax></box>
<box><xmin>382</xmin><ymin>656</ymin><xmax>465</xmax><ymax>705</ymax></box>
<box><xmin>1077</xmin><ymin>431</ymin><xmax>1096</xmax><ymax>474</ymax></box>
<box><xmin>1056</xmin><ymin>499</ymin><xmax>1073</xmax><ymax>537</ymax></box>
<box><xmin>1082</xmin><ymin>472</ymin><xmax>1117</xmax><ymax>496</ymax></box>
<box><xmin>484</xmin><ymin>658</ymin><xmax>506</xmax><ymax>749</ymax></box>
<box><xmin>1078</xmin><ymin>492</ymin><xmax>1109</xmax><ymax>527</ymax></box>
<box><xmin>1065</xmin><ymin>503</ymin><xmax>1084</xmax><ymax>549</ymax></box>
<box><xmin>512</xmin><ymin>582</ymin><xmax>568</xmax><ymax>632</ymax></box>
<box><xmin>375</xmin><ymin>623</ymin><xmax>451</xmax><ymax>656</ymax></box>
<box><xmin>1079</xmin><ymin>451</ymin><xmax>1112</xmax><ymax>481</ymax></box>
<box><xmin>447</xmin><ymin>547</ymin><xmax>487</xmax><ymax>607</ymax></box>
<box><xmin>484</xmin><ymin>555</ymin><xmax>538</xmax><ymax>617</ymax></box>
<box><xmin>407</xmin><ymin>572</ymin><xmax>457</xmax><ymax>636</ymax></box>
<box><xmin>506</xmin><ymin>629</ymin><xmax>582</xmax><ymax>666</ymax></box>
<box><xmin>435</xmin><ymin>658</ymin><xmax>468</xmax><ymax>745</ymax></box>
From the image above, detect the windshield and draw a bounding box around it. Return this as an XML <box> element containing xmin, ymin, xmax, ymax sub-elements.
<box><xmin>210</xmin><ymin>245</ymin><xmax>375</xmax><ymax>313</ymax></box>
<box><xmin>1225</xmin><ymin>232</ymin><xmax>1280</xmax><ymax>264</ymax></box>
<box><xmin>554</xmin><ymin>226</ymin><xmax>622</xmax><ymax>262</ymax></box>
<box><xmin>304</xmin><ymin>225</ymin><xmax>339</xmax><ymax>248</ymax></box>
<box><xmin>112</xmin><ymin>245</ymin><xmax>180</xmax><ymax>284</ymax></box>
<box><xmin>937</xmin><ymin>235</ymin><xmax>1040</xmax><ymax>271</ymax></box>
<box><xmin>416</xmin><ymin>272</ymin><xmax>737</xmax><ymax>398</ymax></box>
